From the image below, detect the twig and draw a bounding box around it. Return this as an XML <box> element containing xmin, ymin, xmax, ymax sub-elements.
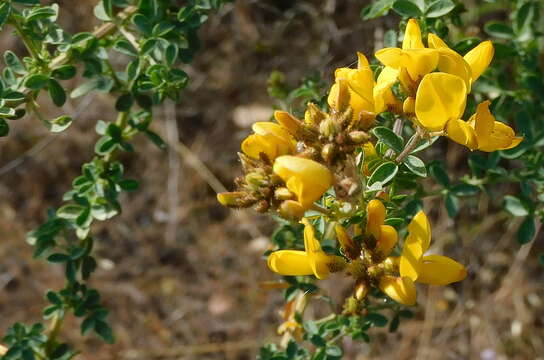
<box><xmin>395</xmin><ymin>126</ymin><xmax>423</xmax><ymax>164</ymax></box>
<box><xmin>164</xmin><ymin>101</ymin><xmax>180</xmax><ymax>245</ymax></box>
<box><xmin>310</xmin><ymin>203</ymin><xmax>332</xmax><ymax>217</ymax></box>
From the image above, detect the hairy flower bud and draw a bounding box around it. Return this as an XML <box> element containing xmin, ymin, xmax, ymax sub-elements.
<box><xmin>347</xmin><ymin>130</ymin><xmax>370</xmax><ymax>144</ymax></box>
<box><xmin>335</xmin><ymin>224</ymin><xmax>361</xmax><ymax>260</ymax></box>
<box><xmin>355</xmin><ymin>280</ymin><xmax>369</xmax><ymax>300</ymax></box>
<box><xmin>274</xmin><ymin>187</ymin><xmax>294</xmax><ymax>201</ymax></box>
<box><xmin>304</xmin><ymin>102</ymin><xmax>326</xmax><ymax>126</ymax></box>
<box><xmin>279</xmin><ymin>200</ymin><xmax>305</xmax><ymax>220</ymax></box>
<box><xmin>217</xmin><ymin>191</ymin><xmax>254</xmax><ymax>208</ymax></box>
<box><xmin>321</xmin><ymin>143</ymin><xmax>336</xmax><ymax>164</ymax></box>
<box><xmin>274</xmin><ymin>110</ymin><xmax>304</xmax><ymax>138</ymax></box>
<box><xmin>403</xmin><ymin>96</ymin><xmax>415</xmax><ymax>115</ymax></box>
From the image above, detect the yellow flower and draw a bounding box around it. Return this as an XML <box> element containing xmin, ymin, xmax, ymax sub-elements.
<box><xmin>267</xmin><ymin>218</ymin><xmax>343</xmax><ymax>279</ymax></box>
<box><xmin>375</xmin><ymin>19</ymin><xmax>439</xmax><ymax>83</ymax></box>
<box><xmin>428</xmin><ymin>33</ymin><xmax>494</xmax><ymax>85</ymax></box>
<box><xmin>415</xmin><ymin>72</ymin><xmax>468</xmax><ymax>132</ymax></box>
<box><xmin>468</xmin><ymin>100</ymin><xmax>523</xmax><ymax>152</ymax></box>
<box><xmin>328</xmin><ymin>52</ymin><xmax>397</xmax><ymax>121</ymax></box>
<box><xmin>366</xmin><ymin>199</ymin><xmax>398</xmax><ymax>257</ymax></box>
<box><xmin>380</xmin><ymin>211</ymin><xmax>467</xmax><ymax>306</ymax></box>
<box><xmin>427</xmin><ymin>33</ymin><xmax>472</xmax><ymax>91</ymax></box>
<box><xmin>241</xmin><ymin>122</ymin><xmax>295</xmax><ymax>160</ymax></box>
<box><xmin>273</xmin><ymin>155</ymin><xmax>332</xmax><ymax>209</ymax></box>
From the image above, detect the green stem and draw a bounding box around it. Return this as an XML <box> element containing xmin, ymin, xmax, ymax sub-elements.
<box><xmin>44</xmin><ymin>312</ymin><xmax>64</xmax><ymax>356</ymax></box>
<box><xmin>11</xmin><ymin>19</ymin><xmax>41</xmax><ymax>61</ymax></box>
<box><xmin>395</xmin><ymin>127</ymin><xmax>423</xmax><ymax>164</ymax></box>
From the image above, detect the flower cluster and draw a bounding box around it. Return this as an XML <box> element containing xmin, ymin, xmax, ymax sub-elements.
<box><xmin>218</xmin><ymin>18</ymin><xmax>521</xmax><ymax>308</ymax></box>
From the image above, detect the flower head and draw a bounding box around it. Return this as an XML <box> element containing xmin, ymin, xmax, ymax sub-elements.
<box><xmin>267</xmin><ymin>218</ymin><xmax>345</xmax><ymax>279</ymax></box>
<box><xmin>365</xmin><ymin>199</ymin><xmax>398</xmax><ymax>257</ymax></box>
<box><xmin>241</xmin><ymin>122</ymin><xmax>295</xmax><ymax>161</ymax></box>
<box><xmin>379</xmin><ymin>211</ymin><xmax>467</xmax><ymax>306</ymax></box>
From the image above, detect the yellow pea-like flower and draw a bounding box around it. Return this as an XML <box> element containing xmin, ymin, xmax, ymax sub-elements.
<box><xmin>379</xmin><ymin>275</ymin><xmax>417</xmax><ymax>306</ymax></box>
<box><xmin>427</xmin><ymin>33</ymin><xmax>494</xmax><ymax>86</ymax></box>
<box><xmin>273</xmin><ymin>155</ymin><xmax>332</xmax><ymax>209</ymax></box>
<box><xmin>415</xmin><ymin>72</ymin><xmax>467</xmax><ymax>132</ymax></box>
<box><xmin>399</xmin><ymin>211</ymin><xmax>466</xmax><ymax>284</ymax></box>
<box><xmin>375</xmin><ymin>19</ymin><xmax>439</xmax><ymax>82</ymax></box>
<box><xmin>267</xmin><ymin>218</ymin><xmax>342</xmax><ymax>279</ymax></box>
<box><xmin>241</xmin><ymin>122</ymin><xmax>295</xmax><ymax>160</ymax></box>
<box><xmin>470</xmin><ymin>101</ymin><xmax>523</xmax><ymax>152</ymax></box>
<box><xmin>366</xmin><ymin>199</ymin><xmax>398</xmax><ymax>257</ymax></box>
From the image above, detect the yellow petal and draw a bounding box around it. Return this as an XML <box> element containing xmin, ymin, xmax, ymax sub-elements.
<box><xmin>464</xmin><ymin>40</ymin><xmax>494</xmax><ymax>82</ymax></box>
<box><xmin>415</xmin><ymin>73</ymin><xmax>467</xmax><ymax>131</ymax></box>
<box><xmin>273</xmin><ymin>156</ymin><xmax>333</xmax><ymax>208</ymax></box>
<box><xmin>473</xmin><ymin>101</ymin><xmax>523</xmax><ymax>152</ymax></box>
<box><xmin>374</xmin><ymin>66</ymin><xmax>399</xmax><ymax>113</ymax></box>
<box><xmin>327</xmin><ymin>79</ymin><xmax>350</xmax><ymax>112</ymax></box>
<box><xmin>376</xmin><ymin>224</ymin><xmax>398</xmax><ymax>257</ymax></box>
<box><xmin>400</xmin><ymin>211</ymin><xmax>431</xmax><ymax>280</ymax></box>
<box><xmin>301</xmin><ymin>218</ymin><xmax>322</xmax><ymax>254</ymax></box>
<box><xmin>357</xmin><ymin>51</ymin><xmax>370</xmax><ymax>68</ymax></box>
<box><xmin>376</xmin><ymin>48</ymin><xmax>438</xmax><ymax>82</ymax></box>
<box><xmin>366</xmin><ymin>199</ymin><xmax>386</xmax><ymax>239</ymax></box>
<box><xmin>402</xmin><ymin>19</ymin><xmax>424</xmax><ymax>49</ymax></box>
<box><xmin>436</xmin><ymin>49</ymin><xmax>472</xmax><ymax>91</ymax></box>
<box><xmin>417</xmin><ymin>254</ymin><xmax>468</xmax><ymax>285</ymax></box>
<box><xmin>446</xmin><ymin>119</ymin><xmax>478</xmax><ymax>150</ymax></box>
<box><xmin>267</xmin><ymin>250</ymin><xmax>314</xmax><ymax>276</ymax></box>
<box><xmin>301</xmin><ymin>218</ymin><xmax>331</xmax><ymax>279</ymax></box>
<box><xmin>241</xmin><ymin>134</ymin><xmax>276</xmax><ymax>160</ymax></box>
<box><xmin>379</xmin><ymin>275</ymin><xmax>417</xmax><ymax>306</ymax></box>
<box><xmin>242</xmin><ymin>122</ymin><xmax>295</xmax><ymax>160</ymax></box>
<box><xmin>273</xmin><ymin>111</ymin><xmax>303</xmax><ymax>138</ymax></box>
<box><xmin>427</xmin><ymin>33</ymin><xmax>449</xmax><ymax>49</ymax></box>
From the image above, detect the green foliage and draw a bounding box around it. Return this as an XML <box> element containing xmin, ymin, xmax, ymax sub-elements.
<box><xmin>0</xmin><ymin>0</ymin><xmax>231</xmax><ymax>358</ymax></box>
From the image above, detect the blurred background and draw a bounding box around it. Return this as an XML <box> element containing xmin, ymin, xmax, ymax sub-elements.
<box><xmin>0</xmin><ymin>0</ymin><xmax>543</xmax><ymax>359</ymax></box>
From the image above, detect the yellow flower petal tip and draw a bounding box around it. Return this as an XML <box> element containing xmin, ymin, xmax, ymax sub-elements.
<box><xmin>417</xmin><ymin>255</ymin><xmax>468</xmax><ymax>285</ymax></box>
<box><xmin>400</xmin><ymin>210</ymin><xmax>431</xmax><ymax>281</ymax></box>
<box><xmin>415</xmin><ymin>72</ymin><xmax>467</xmax><ymax>131</ymax></box>
<box><xmin>379</xmin><ymin>275</ymin><xmax>417</xmax><ymax>306</ymax></box>
<box><xmin>366</xmin><ymin>199</ymin><xmax>386</xmax><ymax>238</ymax></box>
<box><xmin>273</xmin><ymin>156</ymin><xmax>332</xmax><ymax>209</ymax></box>
<box><xmin>473</xmin><ymin>101</ymin><xmax>523</xmax><ymax>152</ymax></box>
<box><xmin>241</xmin><ymin>121</ymin><xmax>295</xmax><ymax>160</ymax></box>
<box><xmin>273</xmin><ymin>111</ymin><xmax>304</xmax><ymax>136</ymax></box>
<box><xmin>464</xmin><ymin>40</ymin><xmax>494</xmax><ymax>82</ymax></box>
<box><xmin>376</xmin><ymin>224</ymin><xmax>398</xmax><ymax>257</ymax></box>
<box><xmin>403</xmin><ymin>19</ymin><xmax>424</xmax><ymax>49</ymax></box>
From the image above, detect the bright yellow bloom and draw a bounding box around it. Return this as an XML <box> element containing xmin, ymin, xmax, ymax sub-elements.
<box><xmin>375</xmin><ymin>19</ymin><xmax>439</xmax><ymax>83</ymax></box>
<box><xmin>380</xmin><ymin>211</ymin><xmax>467</xmax><ymax>306</ymax></box>
<box><xmin>415</xmin><ymin>72</ymin><xmax>467</xmax><ymax>132</ymax></box>
<box><xmin>241</xmin><ymin>122</ymin><xmax>295</xmax><ymax>160</ymax></box>
<box><xmin>273</xmin><ymin>155</ymin><xmax>332</xmax><ymax>209</ymax></box>
<box><xmin>267</xmin><ymin>218</ymin><xmax>343</xmax><ymax>279</ymax></box>
<box><xmin>468</xmin><ymin>100</ymin><xmax>523</xmax><ymax>152</ymax></box>
<box><xmin>427</xmin><ymin>33</ymin><xmax>472</xmax><ymax>91</ymax></box>
<box><xmin>366</xmin><ymin>199</ymin><xmax>398</xmax><ymax>257</ymax></box>
<box><xmin>328</xmin><ymin>52</ymin><xmax>396</xmax><ymax>120</ymax></box>
<box><xmin>428</xmin><ymin>33</ymin><xmax>494</xmax><ymax>85</ymax></box>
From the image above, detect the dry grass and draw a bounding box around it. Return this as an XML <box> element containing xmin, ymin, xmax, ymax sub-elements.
<box><xmin>0</xmin><ymin>1</ymin><xmax>543</xmax><ymax>359</ymax></box>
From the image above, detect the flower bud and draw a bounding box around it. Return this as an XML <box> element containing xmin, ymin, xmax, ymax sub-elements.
<box><xmin>358</xmin><ymin>110</ymin><xmax>376</xmax><ymax>130</ymax></box>
<box><xmin>347</xmin><ymin>130</ymin><xmax>370</xmax><ymax>144</ymax></box>
<box><xmin>335</xmin><ymin>224</ymin><xmax>361</xmax><ymax>260</ymax></box>
<box><xmin>304</xmin><ymin>102</ymin><xmax>326</xmax><ymax>126</ymax></box>
<box><xmin>319</xmin><ymin>117</ymin><xmax>337</xmax><ymax>139</ymax></box>
<box><xmin>403</xmin><ymin>96</ymin><xmax>415</xmax><ymax>115</ymax></box>
<box><xmin>274</xmin><ymin>187</ymin><xmax>294</xmax><ymax>201</ymax></box>
<box><xmin>274</xmin><ymin>111</ymin><xmax>304</xmax><ymax>137</ymax></box>
<box><xmin>255</xmin><ymin>200</ymin><xmax>270</xmax><ymax>213</ymax></box>
<box><xmin>327</xmin><ymin>255</ymin><xmax>348</xmax><ymax>273</ymax></box>
<box><xmin>279</xmin><ymin>200</ymin><xmax>305</xmax><ymax>220</ymax></box>
<box><xmin>321</xmin><ymin>143</ymin><xmax>335</xmax><ymax>164</ymax></box>
<box><xmin>245</xmin><ymin>172</ymin><xmax>267</xmax><ymax>188</ymax></box>
<box><xmin>217</xmin><ymin>191</ymin><xmax>251</xmax><ymax>208</ymax></box>
<box><xmin>328</xmin><ymin>79</ymin><xmax>351</xmax><ymax>112</ymax></box>
<box><xmin>355</xmin><ymin>280</ymin><xmax>369</xmax><ymax>300</ymax></box>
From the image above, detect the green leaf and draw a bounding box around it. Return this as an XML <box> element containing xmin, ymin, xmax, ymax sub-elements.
<box><xmin>0</xmin><ymin>2</ymin><xmax>11</xmax><ymax>30</ymax></box>
<box><xmin>48</xmin><ymin>79</ymin><xmax>67</xmax><ymax>106</ymax></box>
<box><xmin>444</xmin><ymin>192</ymin><xmax>459</xmax><ymax>218</ymax></box>
<box><xmin>484</xmin><ymin>21</ymin><xmax>514</xmax><ymax>39</ymax></box>
<box><xmin>365</xmin><ymin>313</ymin><xmax>388</xmax><ymax>327</ymax></box>
<box><xmin>389</xmin><ymin>314</ymin><xmax>400</xmax><ymax>332</ymax></box>
<box><xmin>403</xmin><ymin>155</ymin><xmax>426</xmax><ymax>177</ymax></box>
<box><xmin>70</xmin><ymin>77</ymin><xmax>113</xmax><ymax>98</ymax></box>
<box><xmin>46</xmin><ymin>291</ymin><xmax>62</xmax><ymax>305</ymax></box>
<box><xmin>152</xmin><ymin>21</ymin><xmax>176</xmax><ymax>36</ymax></box>
<box><xmin>425</xmin><ymin>0</ymin><xmax>455</xmax><ymax>18</ymax></box>
<box><xmin>325</xmin><ymin>346</ymin><xmax>343</xmax><ymax>357</ymax></box>
<box><xmin>95</xmin><ymin>321</ymin><xmax>115</xmax><ymax>344</ymax></box>
<box><xmin>392</xmin><ymin>0</ymin><xmax>422</xmax><ymax>17</ymax></box>
<box><xmin>384</xmin><ymin>29</ymin><xmax>397</xmax><ymax>47</ymax></box>
<box><xmin>118</xmin><ymin>179</ymin><xmax>139</xmax><ymax>191</ymax></box>
<box><xmin>0</xmin><ymin>118</ymin><xmax>9</xmax><ymax>137</ymax></box>
<box><xmin>514</xmin><ymin>2</ymin><xmax>535</xmax><ymax>41</ymax></box>
<box><xmin>115</xmin><ymin>93</ymin><xmax>134</xmax><ymax>111</ymax></box>
<box><xmin>361</xmin><ymin>0</ymin><xmax>395</xmax><ymax>20</ymax></box>
<box><xmin>57</xmin><ymin>204</ymin><xmax>84</xmax><ymax>219</ymax></box>
<box><xmin>132</xmin><ymin>13</ymin><xmax>152</xmax><ymax>35</ymax></box>
<box><xmin>368</xmin><ymin>162</ymin><xmax>398</xmax><ymax>187</ymax></box>
<box><xmin>144</xmin><ymin>130</ymin><xmax>167</xmax><ymax>149</ymax></box>
<box><xmin>51</xmin><ymin>65</ymin><xmax>77</xmax><ymax>80</ymax></box>
<box><xmin>371</xmin><ymin>126</ymin><xmax>404</xmax><ymax>153</ymax></box>
<box><xmin>44</xmin><ymin>115</ymin><xmax>73</xmax><ymax>133</ymax></box>
<box><xmin>517</xmin><ymin>216</ymin><xmax>535</xmax><ymax>244</ymax></box>
<box><xmin>503</xmin><ymin>196</ymin><xmax>530</xmax><ymax>217</ymax></box>
<box><xmin>47</xmin><ymin>253</ymin><xmax>71</xmax><ymax>263</ymax></box>
<box><xmin>451</xmin><ymin>184</ymin><xmax>479</xmax><ymax>196</ymax></box>
<box><xmin>23</xmin><ymin>74</ymin><xmax>50</xmax><ymax>90</ymax></box>
<box><xmin>4</xmin><ymin>50</ymin><xmax>26</xmax><ymax>74</ymax></box>
<box><xmin>429</xmin><ymin>162</ymin><xmax>450</xmax><ymax>188</ymax></box>
<box><xmin>113</xmin><ymin>40</ymin><xmax>138</xmax><ymax>57</ymax></box>
<box><xmin>81</xmin><ymin>317</ymin><xmax>96</xmax><ymax>335</ymax></box>
<box><xmin>141</xmin><ymin>38</ymin><xmax>159</xmax><ymax>55</ymax></box>
<box><xmin>95</xmin><ymin>136</ymin><xmax>118</xmax><ymax>155</ymax></box>
<box><xmin>165</xmin><ymin>43</ymin><xmax>178</xmax><ymax>66</ymax></box>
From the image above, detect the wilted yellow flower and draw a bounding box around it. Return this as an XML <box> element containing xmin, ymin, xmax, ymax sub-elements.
<box><xmin>380</xmin><ymin>211</ymin><xmax>467</xmax><ymax>306</ymax></box>
<box><xmin>365</xmin><ymin>199</ymin><xmax>398</xmax><ymax>257</ymax></box>
<box><xmin>273</xmin><ymin>155</ymin><xmax>332</xmax><ymax>209</ymax></box>
<box><xmin>241</xmin><ymin>122</ymin><xmax>295</xmax><ymax>160</ymax></box>
<box><xmin>267</xmin><ymin>218</ymin><xmax>345</xmax><ymax>279</ymax></box>
<box><xmin>335</xmin><ymin>223</ymin><xmax>361</xmax><ymax>260</ymax></box>
<box><xmin>375</xmin><ymin>19</ymin><xmax>439</xmax><ymax>83</ymax></box>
